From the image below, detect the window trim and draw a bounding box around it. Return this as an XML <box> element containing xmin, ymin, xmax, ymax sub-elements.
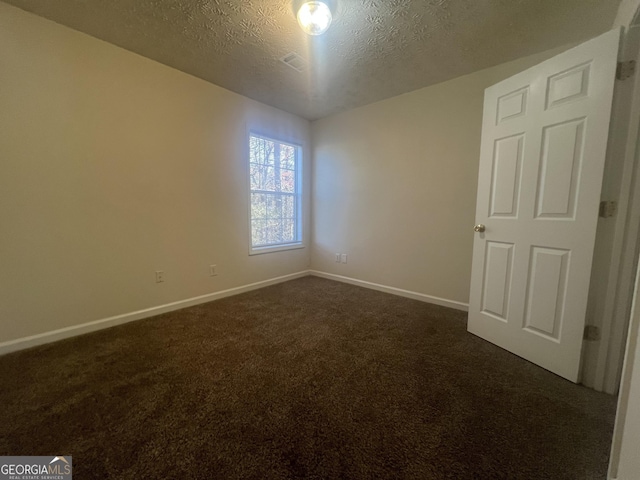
<box><xmin>247</xmin><ymin>130</ymin><xmax>304</xmax><ymax>256</ymax></box>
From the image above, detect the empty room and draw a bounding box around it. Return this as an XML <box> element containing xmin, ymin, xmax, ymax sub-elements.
<box><xmin>3</xmin><ymin>0</ymin><xmax>640</xmax><ymax>478</ymax></box>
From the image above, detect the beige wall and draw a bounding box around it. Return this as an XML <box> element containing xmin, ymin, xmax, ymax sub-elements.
<box><xmin>310</xmin><ymin>46</ymin><xmax>569</xmax><ymax>305</ymax></box>
<box><xmin>0</xmin><ymin>3</ymin><xmax>310</xmax><ymax>344</ymax></box>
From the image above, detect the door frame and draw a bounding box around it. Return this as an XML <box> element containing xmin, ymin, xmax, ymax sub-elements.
<box><xmin>608</xmin><ymin>182</ymin><xmax>640</xmax><ymax>476</ymax></box>
<box><xmin>601</xmin><ymin>2</ymin><xmax>640</xmax><ymax>477</ymax></box>
<box><xmin>585</xmin><ymin>8</ymin><xmax>640</xmax><ymax>395</ymax></box>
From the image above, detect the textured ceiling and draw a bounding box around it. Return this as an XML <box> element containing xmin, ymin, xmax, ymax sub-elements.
<box><xmin>3</xmin><ymin>0</ymin><xmax>621</xmax><ymax>120</ymax></box>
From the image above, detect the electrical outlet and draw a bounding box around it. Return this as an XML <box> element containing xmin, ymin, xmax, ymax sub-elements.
<box><xmin>155</xmin><ymin>271</ymin><xmax>164</xmax><ymax>283</ymax></box>
<box><xmin>335</xmin><ymin>253</ymin><xmax>341</xmax><ymax>263</ymax></box>
<box><xmin>341</xmin><ymin>254</ymin><xmax>348</xmax><ymax>264</ymax></box>
<box><xmin>209</xmin><ymin>264</ymin><xmax>218</xmax><ymax>276</ymax></box>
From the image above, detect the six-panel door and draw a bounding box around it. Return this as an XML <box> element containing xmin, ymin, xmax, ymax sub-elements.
<box><xmin>467</xmin><ymin>28</ymin><xmax>620</xmax><ymax>382</ymax></box>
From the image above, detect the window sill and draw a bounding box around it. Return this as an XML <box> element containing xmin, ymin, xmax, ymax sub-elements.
<box><xmin>249</xmin><ymin>243</ymin><xmax>305</xmax><ymax>256</ymax></box>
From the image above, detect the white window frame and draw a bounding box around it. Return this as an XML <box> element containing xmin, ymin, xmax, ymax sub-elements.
<box><xmin>248</xmin><ymin>131</ymin><xmax>304</xmax><ymax>255</ymax></box>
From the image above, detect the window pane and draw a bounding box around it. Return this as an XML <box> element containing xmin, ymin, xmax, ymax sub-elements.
<box><xmin>250</xmin><ymin>164</ymin><xmax>264</xmax><ymax>191</ymax></box>
<box><xmin>266</xmin><ymin>219</ymin><xmax>281</xmax><ymax>244</ymax></box>
<box><xmin>251</xmin><ymin>219</ymin><xmax>267</xmax><ymax>246</ymax></box>
<box><xmin>250</xmin><ymin>164</ymin><xmax>258</xmax><ymax>190</ymax></box>
<box><xmin>250</xmin><ymin>136</ymin><xmax>276</xmax><ymax>167</ymax></box>
<box><xmin>280</xmin><ymin>144</ymin><xmax>296</xmax><ymax>170</ymax></box>
<box><xmin>251</xmin><ymin>193</ymin><xmax>266</xmax><ymax>220</ymax></box>
<box><xmin>251</xmin><ymin>193</ymin><xmax>294</xmax><ymax>220</ymax></box>
<box><xmin>282</xmin><ymin>218</ymin><xmax>295</xmax><ymax>242</ymax></box>
<box><xmin>251</xmin><ymin>194</ymin><xmax>297</xmax><ymax>246</ymax></box>
<box><xmin>250</xmin><ymin>162</ymin><xmax>278</xmax><ymax>192</ymax></box>
<box><xmin>280</xmin><ymin>169</ymin><xmax>295</xmax><ymax>193</ymax></box>
<box><xmin>267</xmin><ymin>166</ymin><xmax>277</xmax><ymax>191</ymax></box>
<box><xmin>265</xmin><ymin>194</ymin><xmax>280</xmax><ymax>219</ymax></box>
<box><xmin>282</xmin><ymin>195</ymin><xmax>294</xmax><ymax>218</ymax></box>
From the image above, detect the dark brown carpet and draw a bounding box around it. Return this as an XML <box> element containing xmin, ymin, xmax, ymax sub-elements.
<box><xmin>0</xmin><ymin>277</ymin><xmax>616</xmax><ymax>479</ymax></box>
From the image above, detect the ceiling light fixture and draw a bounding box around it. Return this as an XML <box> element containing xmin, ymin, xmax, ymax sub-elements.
<box><xmin>297</xmin><ymin>1</ymin><xmax>332</xmax><ymax>36</ymax></box>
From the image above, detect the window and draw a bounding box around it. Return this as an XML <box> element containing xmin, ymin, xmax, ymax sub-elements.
<box><xmin>249</xmin><ymin>133</ymin><xmax>302</xmax><ymax>254</ymax></box>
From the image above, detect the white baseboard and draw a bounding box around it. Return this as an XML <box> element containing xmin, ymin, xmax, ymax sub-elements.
<box><xmin>0</xmin><ymin>269</ymin><xmax>467</xmax><ymax>356</ymax></box>
<box><xmin>0</xmin><ymin>270</ymin><xmax>310</xmax><ymax>356</ymax></box>
<box><xmin>309</xmin><ymin>270</ymin><xmax>469</xmax><ymax>312</ymax></box>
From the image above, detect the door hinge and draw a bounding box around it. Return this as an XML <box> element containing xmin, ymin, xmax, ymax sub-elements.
<box><xmin>584</xmin><ymin>325</ymin><xmax>601</xmax><ymax>341</ymax></box>
<box><xmin>599</xmin><ymin>200</ymin><xmax>617</xmax><ymax>218</ymax></box>
<box><xmin>617</xmin><ymin>60</ymin><xmax>636</xmax><ymax>80</ymax></box>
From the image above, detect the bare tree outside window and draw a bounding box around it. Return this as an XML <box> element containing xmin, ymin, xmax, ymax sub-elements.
<box><xmin>249</xmin><ymin>134</ymin><xmax>301</xmax><ymax>251</ymax></box>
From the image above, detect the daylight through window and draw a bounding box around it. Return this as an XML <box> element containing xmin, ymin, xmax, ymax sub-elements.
<box><xmin>249</xmin><ymin>134</ymin><xmax>301</xmax><ymax>252</ymax></box>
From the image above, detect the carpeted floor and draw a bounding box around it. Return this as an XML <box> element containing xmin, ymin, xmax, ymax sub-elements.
<box><xmin>0</xmin><ymin>277</ymin><xmax>616</xmax><ymax>479</ymax></box>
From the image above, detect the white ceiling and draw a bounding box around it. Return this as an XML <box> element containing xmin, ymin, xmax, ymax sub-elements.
<box><xmin>3</xmin><ymin>0</ymin><xmax>621</xmax><ymax>120</ymax></box>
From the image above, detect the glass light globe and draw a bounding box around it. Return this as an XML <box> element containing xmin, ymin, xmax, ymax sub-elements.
<box><xmin>297</xmin><ymin>1</ymin><xmax>332</xmax><ymax>36</ymax></box>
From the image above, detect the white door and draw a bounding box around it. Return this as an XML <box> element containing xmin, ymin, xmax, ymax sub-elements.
<box><xmin>468</xmin><ymin>28</ymin><xmax>620</xmax><ymax>382</ymax></box>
